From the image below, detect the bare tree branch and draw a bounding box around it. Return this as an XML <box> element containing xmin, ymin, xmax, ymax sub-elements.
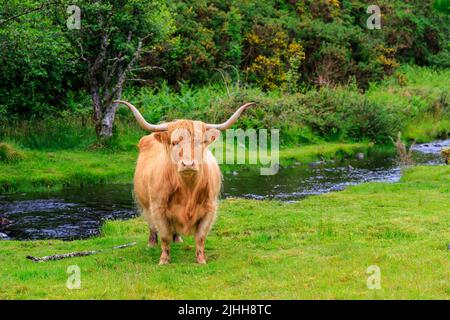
<box><xmin>126</xmin><ymin>78</ymin><xmax>150</xmax><ymax>83</ymax></box>
<box><xmin>26</xmin><ymin>242</ymin><xmax>137</xmax><ymax>262</ymax></box>
<box><xmin>131</xmin><ymin>66</ymin><xmax>166</xmax><ymax>73</ymax></box>
<box><xmin>76</xmin><ymin>38</ymin><xmax>87</xmax><ymax>62</ymax></box>
<box><xmin>0</xmin><ymin>2</ymin><xmax>49</xmax><ymax>26</ymax></box>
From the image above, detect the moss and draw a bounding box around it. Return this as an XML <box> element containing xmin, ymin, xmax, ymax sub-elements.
<box><xmin>0</xmin><ymin>142</ymin><xmax>24</xmax><ymax>164</ymax></box>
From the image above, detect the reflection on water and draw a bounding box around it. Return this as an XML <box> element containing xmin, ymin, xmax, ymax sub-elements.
<box><xmin>224</xmin><ymin>138</ymin><xmax>449</xmax><ymax>201</ymax></box>
<box><xmin>224</xmin><ymin>156</ymin><xmax>401</xmax><ymax>201</ymax></box>
<box><xmin>0</xmin><ymin>139</ymin><xmax>448</xmax><ymax>240</ymax></box>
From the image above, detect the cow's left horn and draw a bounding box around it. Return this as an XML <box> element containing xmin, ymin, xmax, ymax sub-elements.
<box><xmin>206</xmin><ymin>103</ymin><xmax>255</xmax><ymax>131</ymax></box>
<box><xmin>114</xmin><ymin>100</ymin><xmax>168</xmax><ymax>132</ymax></box>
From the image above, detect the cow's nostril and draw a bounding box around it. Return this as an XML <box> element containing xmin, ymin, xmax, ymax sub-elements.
<box><xmin>182</xmin><ymin>160</ymin><xmax>195</xmax><ymax>167</ymax></box>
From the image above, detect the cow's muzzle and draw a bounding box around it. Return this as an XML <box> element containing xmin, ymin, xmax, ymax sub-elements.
<box><xmin>178</xmin><ymin>160</ymin><xmax>199</xmax><ymax>173</ymax></box>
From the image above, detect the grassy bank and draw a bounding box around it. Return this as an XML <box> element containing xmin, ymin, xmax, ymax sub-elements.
<box><xmin>0</xmin><ymin>165</ymin><xmax>448</xmax><ymax>299</ymax></box>
<box><xmin>0</xmin><ymin>148</ymin><xmax>136</xmax><ymax>193</ymax></box>
<box><xmin>0</xmin><ymin>142</ymin><xmax>374</xmax><ymax>193</ymax></box>
<box><xmin>367</xmin><ymin>65</ymin><xmax>450</xmax><ymax>142</ymax></box>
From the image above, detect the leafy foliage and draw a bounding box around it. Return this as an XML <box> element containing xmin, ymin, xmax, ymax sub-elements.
<box><xmin>145</xmin><ymin>0</ymin><xmax>448</xmax><ymax>90</ymax></box>
<box><xmin>0</xmin><ymin>0</ymin><xmax>448</xmax><ymax>127</ymax></box>
<box><xmin>0</xmin><ymin>1</ymin><xmax>81</xmax><ymax>119</ymax></box>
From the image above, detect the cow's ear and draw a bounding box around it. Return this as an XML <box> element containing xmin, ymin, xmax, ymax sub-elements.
<box><xmin>138</xmin><ymin>136</ymin><xmax>153</xmax><ymax>151</ymax></box>
<box><xmin>153</xmin><ymin>131</ymin><xmax>169</xmax><ymax>144</ymax></box>
<box><xmin>205</xmin><ymin>128</ymin><xmax>221</xmax><ymax>145</ymax></box>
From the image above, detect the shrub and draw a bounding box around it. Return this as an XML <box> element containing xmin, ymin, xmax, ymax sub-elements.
<box><xmin>299</xmin><ymin>86</ymin><xmax>401</xmax><ymax>142</ymax></box>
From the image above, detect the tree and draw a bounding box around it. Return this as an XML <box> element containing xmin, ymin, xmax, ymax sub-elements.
<box><xmin>53</xmin><ymin>0</ymin><xmax>174</xmax><ymax>141</ymax></box>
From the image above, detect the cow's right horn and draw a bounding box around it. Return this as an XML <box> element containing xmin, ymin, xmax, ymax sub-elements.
<box><xmin>206</xmin><ymin>102</ymin><xmax>255</xmax><ymax>131</ymax></box>
<box><xmin>114</xmin><ymin>100</ymin><xmax>168</xmax><ymax>132</ymax></box>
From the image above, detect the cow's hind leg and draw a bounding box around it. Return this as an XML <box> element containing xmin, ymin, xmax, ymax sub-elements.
<box><xmin>195</xmin><ymin>213</ymin><xmax>216</xmax><ymax>264</ymax></box>
<box><xmin>173</xmin><ymin>233</ymin><xmax>183</xmax><ymax>243</ymax></box>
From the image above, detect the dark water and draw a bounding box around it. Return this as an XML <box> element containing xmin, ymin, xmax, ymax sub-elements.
<box><xmin>0</xmin><ymin>185</ymin><xmax>136</xmax><ymax>240</ymax></box>
<box><xmin>0</xmin><ymin>140</ymin><xmax>448</xmax><ymax>241</ymax></box>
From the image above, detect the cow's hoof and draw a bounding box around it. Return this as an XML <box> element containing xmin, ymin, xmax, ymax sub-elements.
<box><xmin>196</xmin><ymin>256</ymin><xmax>207</xmax><ymax>264</ymax></box>
<box><xmin>158</xmin><ymin>257</ymin><xmax>170</xmax><ymax>265</ymax></box>
<box><xmin>173</xmin><ymin>234</ymin><xmax>183</xmax><ymax>243</ymax></box>
<box><xmin>148</xmin><ymin>240</ymin><xmax>158</xmax><ymax>248</ymax></box>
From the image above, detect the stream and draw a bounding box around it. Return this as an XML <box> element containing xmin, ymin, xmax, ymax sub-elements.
<box><xmin>0</xmin><ymin>139</ymin><xmax>448</xmax><ymax>241</ymax></box>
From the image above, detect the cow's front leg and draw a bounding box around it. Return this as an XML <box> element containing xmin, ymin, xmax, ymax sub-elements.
<box><xmin>142</xmin><ymin>209</ymin><xmax>158</xmax><ymax>247</ymax></box>
<box><xmin>149</xmin><ymin>204</ymin><xmax>171</xmax><ymax>264</ymax></box>
<box><xmin>157</xmin><ymin>223</ymin><xmax>172</xmax><ymax>265</ymax></box>
<box><xmin>159</xmin><ymin>236</ymin><xmax>171</xmax><ymax>265</ymax></box>
<box><xmin>195</xmin><ymin>212</ymin><xmax>216</xmax><ymax>264</ymax></box>
<box><xmin>195</xmin><ymin>235</ymin><xmax>206</xmax><ymax>264</ymax></box>
<box><xmin>148</xmin><ymin>228</ymin><xmax>158</xmax><ymax>247</ymax></box>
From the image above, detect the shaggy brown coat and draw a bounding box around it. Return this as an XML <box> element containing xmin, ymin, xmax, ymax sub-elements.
<box><xmin>134</xmin><ymin>120</ymin><xmax>221</xmax><ymax>264</ymax></box>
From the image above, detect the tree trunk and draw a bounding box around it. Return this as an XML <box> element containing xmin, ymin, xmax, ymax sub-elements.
<box><xmin>91</xmin><ymin>86</ymin><xmax>122</xmax><ymax>143</ymax></box>
<box><xmin>90</xmin><ymin>81</ymin><xmax>104</xmax><ymax>138</ymax></box>
<box><xmin>98</xmin><ymin>103</ymin><xmax>117</xmax><ymax>140</ymax></box>
<box><xmin>87</xmin><ymin>35</ymin><xmax>141</xmax><ymax>143</ymax></box>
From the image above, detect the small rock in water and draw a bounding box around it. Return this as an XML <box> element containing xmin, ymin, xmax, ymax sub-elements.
<box><xmin>309</xmin><ymin>161</ymin><xmax>324</xmax><ymax>168</ymax></box>
<box><xmin>0</xmin><ymin>232</ymin><xmax>10</xmax><ymax>240</ymax></box>
<box><xmin>356</xmin><ymin>153</ymin><xmax>365</xmax><ymax>160</ymax></box>
<box><xmin>232</xmin><ymin>171</ymin><xmax>239</xmax><ymax>176</ymax></box>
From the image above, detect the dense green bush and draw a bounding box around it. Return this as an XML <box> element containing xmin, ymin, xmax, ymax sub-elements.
<box><xmin>118</xmin><ymin>81</ymin><xmax>409</xmax><ymax>144</ymax></box>
<box><xmin>144</xmin><ymin>0</ymin><xmax>448</xmax><ymax>91</ymax></box>
<box><xmin>0</xmin><ymin>1</ymin><xmax>83</xmax><ymax>119</ymax></box>
<box><xmin>297</xmin><ymin>86</ymin><xmax>401</xmax><ymax>143</ymax></box>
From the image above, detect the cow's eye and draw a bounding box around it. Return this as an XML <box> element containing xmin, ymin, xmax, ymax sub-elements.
<box><xmin>171</xmin><ymin>141</ymin><xmax>178</xmax><ymax>146</ymax></box>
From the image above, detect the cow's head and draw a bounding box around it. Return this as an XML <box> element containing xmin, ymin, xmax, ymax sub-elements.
<box><xmin>114</xmin><ymin>100</ymin><xmax>254</xmax><ymax>176</ymax></box>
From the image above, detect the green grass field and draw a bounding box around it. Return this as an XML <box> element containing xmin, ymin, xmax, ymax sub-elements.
<box><xmin>0</xmin><ymin>165</ymin><xmax>448</xmax><ymax>299</ymax></box>
<box><xmin>0</xmin><ymin>65</ymin><xmax>448</xmax><ymax>299</ymax></box>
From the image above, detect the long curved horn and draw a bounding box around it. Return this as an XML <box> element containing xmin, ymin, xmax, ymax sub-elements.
<box><xmin>114</xmin><ymin>100</ymin><xmax>168</xmax><ymax>132</ymax></box>
<box><xmin>206</xmin><ymin>103</ymin><xmax>255</xmax><ymax>131</ymax></box>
